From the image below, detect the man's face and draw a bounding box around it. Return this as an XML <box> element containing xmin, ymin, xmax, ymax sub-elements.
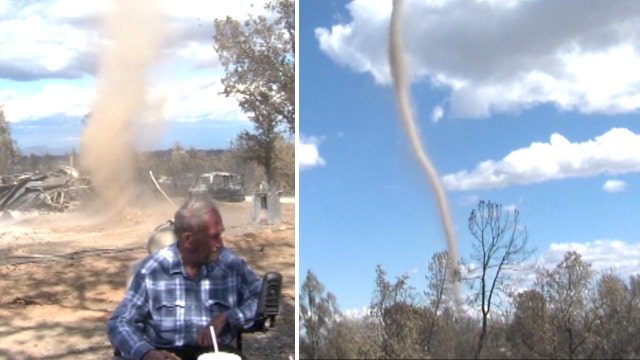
<box><xmin>190</xmin><ymin>210</ymin><xmax>225</xmax><ymax>263</ymax></box>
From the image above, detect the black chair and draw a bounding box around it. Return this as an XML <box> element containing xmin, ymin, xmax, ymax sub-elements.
<box><xmin>236</xmin><ymin>271</ymin><xmax>283</xmax><ymax>352</ymax></box>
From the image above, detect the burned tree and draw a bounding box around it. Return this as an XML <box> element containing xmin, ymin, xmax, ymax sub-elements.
<box><xmin>535</xmin><ymin>251</ymin><xmax>597</xmax><ymax>359</ymax></box>
<box><xmin>466</xmin><ymin>200</ymin><xmax>533</xmax><ymax>359</ymax></box>
<box><xmin>424</xmin><ymin>250</ymin><xmax>460</xmax><ymax>356</ymax></box>
<box><xmin>507</xmin><ymin>288</ymin><xmax>551</xmax><ymax>358</ymax></box>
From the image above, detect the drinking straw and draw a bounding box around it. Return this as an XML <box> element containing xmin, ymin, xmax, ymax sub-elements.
<box><xmin>209</xmin><ymin>325</ymin><xmax>219</xmax><ymax>353</ymax></box>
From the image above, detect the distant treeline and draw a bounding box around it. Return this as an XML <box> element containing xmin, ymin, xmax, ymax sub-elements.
<box><xmin>13</xmin><ymin>141</ymin><xmax>294</xmax><ymax>197</ymax></box>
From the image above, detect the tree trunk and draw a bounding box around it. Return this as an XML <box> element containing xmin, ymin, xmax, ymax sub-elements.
<box><xmin>474</xmin><ymin>315</ymin><xmax>488</xmax><ymax>359</ymax></box>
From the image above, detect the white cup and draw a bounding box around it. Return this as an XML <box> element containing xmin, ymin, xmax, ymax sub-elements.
<box><xmin>197</xmin><ymin>352</ymin><xmax>242</xmax><ymax>360</ymax></box>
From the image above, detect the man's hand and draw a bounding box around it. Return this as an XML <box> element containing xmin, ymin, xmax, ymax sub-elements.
<box><xmin>142</xmin><ymin>349</ymin><xmax>182</xmax><ymax>360</ymax></box>
<box><xmin>198</xmin><ymin>313</ymin><xmax>229</xmax><ymax>347</ymax></box>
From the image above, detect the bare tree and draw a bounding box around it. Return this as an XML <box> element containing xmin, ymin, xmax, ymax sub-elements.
<box><xmin>466</xmin><ymin>200</ymin><xmax>533</xmax><ymax>359</ymax></box>
<box><xmin>426</xmin><ymin>250</ymin><xmax>454</xmax><ymax>316</ymax></box>
<box><xmin>423</xmin><ymin>250</ymin><xmax>460</xmax><ymax>356</ymax></box>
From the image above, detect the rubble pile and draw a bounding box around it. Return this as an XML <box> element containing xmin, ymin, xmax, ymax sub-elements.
<box><xmin>0</xmin><ymin>166</ymin><xmax>93</xmax><ymax>215</ymax></box>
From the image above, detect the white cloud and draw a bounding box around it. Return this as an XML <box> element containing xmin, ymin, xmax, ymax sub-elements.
<box><xmin>0</xmin><ymin>0</ymin><xmax>270</xmax><ymax>126</ymax></box>
<box><xmin>0</xmin><ymin>76</ymin><xmax>245</xmax><ymax>125</ymax></box>
<box><xmin>316</xmin><ymin>0</ymin><xmax>640</xmax><ymax>118</ymax></box>
<box><xmin>431</xmin><ymin>105</ymin><xmax>444</xmax><ymax>123</ymax></box>
<box><xmin>2</xmin><ymin>84</ymin><xmax>93</xmax><ymax>120</ymax></box>
<box><xmin>458</xmin><ymin>238</ymin><xmax>640</xmax><ymax>315</ymax></box>
<box><xmin>539</xmin><ymin>240</ymin><xmax>640</xmax><ymax>277</ymax></box>
<box><xmin>603</xmin><ymin>179</ymin><xmax>627</xmax><ymax>193</ymax></box>
<box><xmin>152</xmin><ymin>77</ymin><xmax>246</xmax><ymax>123</ymax></box>
<box><xmin>162</xmin><ymin>0</ymin><xmax>268</xmax><ymax>20</ymax></box>
<box><xmin>443</xmin><ymin>127</ymin><xmax>640</xmax><ymax>191</ymax></box>
<box><xmin>298</xmin><ymin>135</ymin><xmax>326</xmax><ymax>171</ymax></box>
<box><xmin>341</xmin><ymin>306</ymin><xmax>371</xmax><ymax>319</ymax></box>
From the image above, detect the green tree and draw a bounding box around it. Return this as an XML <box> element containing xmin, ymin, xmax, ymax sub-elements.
<box><xmin>233</xmin><ymin>125</ymin><xmax>280</xmax><ymax>186</ymax></box>
<box><xmin>0</xmin><ymin>105</ymin><xmax>21</xmax><ymax>174</ymax></box>
<box><xmin>299</xmin><ymin>269</ymin><xmax>340</xmax><ymax>360</ymax></box>
<box><xmin>213</xmin><ymin>0</ymin><xmax>294</xmax><ymax>186</ymax></box>
<box><xmin>272</xmin><ymin>137</ymin><xmax>295</xmax><ymax>193</ymax></box>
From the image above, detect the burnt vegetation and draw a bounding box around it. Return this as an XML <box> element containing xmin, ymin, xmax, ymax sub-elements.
<box><xmin>0</xmin><ymin>140</ymin><xmax>293</xmax><ymax>216</ymax></box>
<box><xmin>300</xmin><ymin>201</ymin><xmax>640</xmax><ymax>359</ymax></box>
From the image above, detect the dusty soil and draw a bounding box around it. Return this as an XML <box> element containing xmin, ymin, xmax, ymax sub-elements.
<box><xmin>0</xmin><ymin>198</ymin><xmax>295</xmax><ymax>360</ymax></box>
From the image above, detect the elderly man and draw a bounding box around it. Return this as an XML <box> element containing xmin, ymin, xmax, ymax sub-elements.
<box><xmin>108</xmin><ymin>196</ymin><xmax>262</xmax><ymax>360</ymax></box>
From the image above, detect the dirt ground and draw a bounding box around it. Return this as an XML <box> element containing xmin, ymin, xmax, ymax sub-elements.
<box><xmin>0</xmin><ymin>197</ymin><xmax>295</xmax><ymax>360</ymax></box>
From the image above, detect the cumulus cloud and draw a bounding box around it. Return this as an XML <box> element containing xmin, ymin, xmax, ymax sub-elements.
<box><xmin>539</xmin><ymin>240</ymin><xmax>640</xmax><ymax>276</ymax></box>
<box><xmin>0</xmin><ymin>0</ymin><xmax>268</xmax><ymax>125</ymax></box>
<box><xmin>603</xmin><ymin>179</ymin><xmax>627</xmax><ymax>193</ymax></box>
<box><xmin>442</xmin><ymin>127</ymin><xmax>640</xmax><ymax>191</ymax></box>
<box><xmin>151</xmin><ymin>77</ymin><xmax>246</xmax><ymax>123</ymax></box>
<box><xmin>460</xmin><ymin>238</ymin><xmax>640</xmax><ymax>301</ymax></box>
<box><xmin>298</xmin><ymin>135</ymin><xmax>326</xmax><ymax>171</ymax></box>
<box><xmin>0</xmin><ymin>0</ymin><xmax>266</xmax><ymax>81</ymax></box>
<box><xmin>0</xmin><ymin>2</ymin><xmax>104</xmax><ymax>81</ymax></box>
<box><xmin>316</xmin><ymin>0</ymin><xmax>640</xmax><ymax>118</ymax></box>
<box><xmin>2</xmin><ymin>84</ymin><xmax>94</xmax><ymax>121</ymax></box>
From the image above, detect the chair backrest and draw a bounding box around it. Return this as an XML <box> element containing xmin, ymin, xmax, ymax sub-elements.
<box><xmin>235</xmin><ymin>271</ymin><xmax>283</xmax><ymax>352</ymax></box>
<box><xmin>255</xmin><ymin>272</ymin><xmax>283</xmax><ymax>324</ymax></box>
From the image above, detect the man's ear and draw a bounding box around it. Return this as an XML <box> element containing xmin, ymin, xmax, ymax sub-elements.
<box><xmin>181</xmin><ymin>232</ymin><xmax>194</xmax><ymax>247</ymax></box>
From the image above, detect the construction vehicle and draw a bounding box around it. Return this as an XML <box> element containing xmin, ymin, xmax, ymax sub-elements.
<box><xmin>188</xmin><ymin>172</ymin><xmax>245</xmax><ymax>202</ymax></box>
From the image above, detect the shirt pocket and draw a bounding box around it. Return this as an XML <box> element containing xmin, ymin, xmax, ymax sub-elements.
<box><xmin>152</xmin><ymin>301</ymin><xmax>185</xmax><ymax>336</ymax></box>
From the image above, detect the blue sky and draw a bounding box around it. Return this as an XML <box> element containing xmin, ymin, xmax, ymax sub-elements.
<box><xmin>0</xmin><ymin>0</ymin><xmax>273</xmax><ymax>155</ymax></box>
<box><xmin>299</xmin><ymin>0</ymin><xmax>640</xmax><ymax>314</ymax></box>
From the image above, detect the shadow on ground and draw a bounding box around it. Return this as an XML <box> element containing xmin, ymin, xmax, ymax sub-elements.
<box><xmin>0</xmin><ymin>217</ymin><xmax>295</xmax><ymax>360</ymax></box>
<box><xmin>0</xmin><ymin>247</ymin><xmax>142</xmax><ymax>359</ymax></box>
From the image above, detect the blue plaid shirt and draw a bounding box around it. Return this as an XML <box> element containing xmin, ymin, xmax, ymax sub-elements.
<box><xmin>108</xmin><ymin>244</ymin><xmax>262</xmax><ymax>360</ymax></box>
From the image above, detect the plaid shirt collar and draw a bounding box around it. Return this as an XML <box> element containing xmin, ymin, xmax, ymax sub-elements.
<box><xmin>167</xmin><ymin>243</ymin><xmax>222</xmax><ymax>279</ymax></box>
